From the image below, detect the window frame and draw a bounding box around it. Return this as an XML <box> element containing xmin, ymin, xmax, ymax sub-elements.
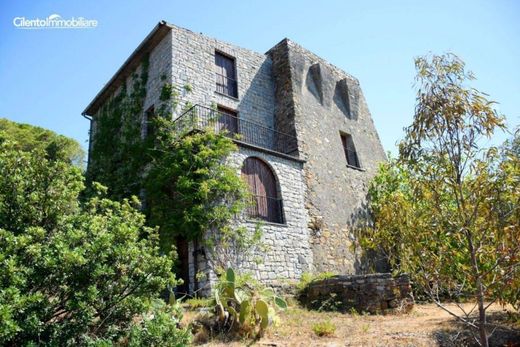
<box><xmin>340</xmin><ymin>132</ymin><xmax>361</xmax><ymax>169</ymax></box>
<box><xmin>142</xmin><ymin>105</ymin><xmax>155</xmax><ymax>140</ymax></box>
<box><xmin>214</xmin><ymin>50</ymin><xmax>238</xmax><ymax>99</ymax></box>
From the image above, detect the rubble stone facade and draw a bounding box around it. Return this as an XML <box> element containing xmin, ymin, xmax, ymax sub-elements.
<box><xmin>84</xmin><ymin>21</ymin><xmax>386</xmax><ymax>293</ymax></box>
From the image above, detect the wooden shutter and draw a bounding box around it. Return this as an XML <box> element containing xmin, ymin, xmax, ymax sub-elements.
<box><xmin>215</xmin><ymin>52</ymin><xmax>238</xmax><ymax>97</ymax></box>
<box><xmin>216</xmin><ymin>106</ymin><xmax>238</xmax><ymax>134</ymax></box>
<box><xmin>241</xmin><ymin>157</ymin><xmax>282</xmax><ymax>223</ymax></box>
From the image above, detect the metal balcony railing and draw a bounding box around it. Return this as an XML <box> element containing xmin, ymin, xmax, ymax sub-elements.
<box><xmin>174</xmin><ymin>105</ymin><xmax>299</xmax><ymax>158</ymax></box>
<box><xmin>216</xmin><ymin>73</ymin><xmax>238</xmax><ymax>98</ymax></box>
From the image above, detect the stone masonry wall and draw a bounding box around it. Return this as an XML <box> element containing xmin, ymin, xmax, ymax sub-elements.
<box><xmin>87</xmin><ymin>23</ymin><xmax>389</xmax><ymax>295</ymax></box>
<box><xmin>301</xmin><ymin>273</ymin><xmax>414</xmax><ymax>314</ymax></box>
<box><xmin>193</xmin><ymin>147</ymin><xmax>312</xmax><ymax>290</ymax></box>
<box><xmin>169</xmin><ymin>24</ymin><xmax>276</xmax><ymax>134</ymax></box>
<box><xmin>269</xmin><ymin>39</ymin><xmax>387</xmax><ymax>275</ymax></box>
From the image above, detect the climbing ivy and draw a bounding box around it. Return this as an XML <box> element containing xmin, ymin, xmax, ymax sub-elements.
<box><xmin>87</xmin><ymin>56</ymin><xmax>150</xmax><ymax>201</ymax></box>
<box><xmin>87</xmin><ymin>62</ymin><xmax>257</xmax><ymax>264</ymax></box>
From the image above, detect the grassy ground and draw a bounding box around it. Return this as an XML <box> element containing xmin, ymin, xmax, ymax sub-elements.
<box><xmin>184</xmin><ymin>302</ymin><xmax>520</xmax><ymax>346</ymax></box>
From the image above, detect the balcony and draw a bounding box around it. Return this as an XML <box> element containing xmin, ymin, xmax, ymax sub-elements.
<box><xmin>173</xmin><ymin>105</ymin><xmax>299</xmax><ymax>159</ymax></box>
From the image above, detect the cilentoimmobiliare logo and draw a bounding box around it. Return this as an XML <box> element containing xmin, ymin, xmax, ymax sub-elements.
<box><xmin>13</xmin><ymin>13</ymin><xmax>98</xmax><ymax>29</ymax></box>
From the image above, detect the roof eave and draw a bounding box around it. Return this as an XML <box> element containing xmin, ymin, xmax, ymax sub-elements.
<box><xmin>82</xmin><ymin>21</ymin><xmax>172</xmax><ymax>116</ymax></box>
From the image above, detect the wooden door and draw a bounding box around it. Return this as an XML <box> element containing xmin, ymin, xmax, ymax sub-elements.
<box><xmin>216</xmin><ymin>106</ymin><xmax>238</xmax><ymax>134</ymax></box>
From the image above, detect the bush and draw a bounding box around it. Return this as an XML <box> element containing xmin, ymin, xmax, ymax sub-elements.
<box><xmin>127</xmin><ymin>300</ymin><xmax>191</xmax><ymax>347</ymax></box>
<box><xmin>312</xmin><ymin>320</ymin><xmax>336</xmax><ymax>337</ymax></box>
<box><xmin>0</xmin><ymin>144</ymin><xmax>182</xmax><ymax>345</ymax></box>
<box><xmin>183</xmin><ymin>297</ymin><xmax>213</xmax><ymax>310</ymax></box>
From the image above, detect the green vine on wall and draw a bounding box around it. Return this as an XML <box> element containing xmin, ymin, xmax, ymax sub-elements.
<box><xmin>88</xmin><ymin>55</ymin><xmax>150</xmax><ymax>201</ymax></box>
<box><xmin>87</xmin><ymin>62</ymin><xmax>262</xmax><ymax>271</ymax></box>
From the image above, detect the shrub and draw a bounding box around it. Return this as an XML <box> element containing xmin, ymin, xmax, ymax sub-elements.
<box><xmin>126</xmin><ymin>300</ymin><xmax>191</xmax><ymax>347</ymax></box>
<box><xmin>296</xmin><ymin>272</ymin><xmax>336</xmax><ymax>292</ymax></box>
<box><xmin>0</xmin><ymin>144</ymin><xmax>182</xmax><ymax>345</ymax></box>
<box><xmin>312</xmin><ymin>320</ymin><xmax>336</xmax><ymax>337</ymax></box>
<box><xmin>184</xmin><ymin>297</ymin><xmax>213</xmax><ymax>310</ymax></box>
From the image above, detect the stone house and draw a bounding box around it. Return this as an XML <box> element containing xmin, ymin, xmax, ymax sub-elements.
<box><xmin>82</xmin><ymin>21</ymin><xmax>386</xmax><ymax>293</ymax></box>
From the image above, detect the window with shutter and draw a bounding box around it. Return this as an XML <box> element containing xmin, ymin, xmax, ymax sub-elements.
<box><xmin>241</xmin><ymin>157</ymin><xmax>284</xmax><ymax>224</ymax></box>
<box><xmin>215</xmin><ymin>51</ymin><xmax>238</xmax><ymax>98</ymax></box>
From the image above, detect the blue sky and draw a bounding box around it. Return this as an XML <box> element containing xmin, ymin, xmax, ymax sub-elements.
<box><xmin>1</xmin><ymin>0</ymin><xmax>519</xmax><ymax>154</ymax></box>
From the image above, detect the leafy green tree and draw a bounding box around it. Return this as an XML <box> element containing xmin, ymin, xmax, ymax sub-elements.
<box><xmin>145</xmin><ymin>117</ymin><xmax>258</xmax><ymax>273</ymax></box>
<box><xmin>146</xmin><ymin>122</ymin><xmax>247</xmax><ymax>244</ymax></box>
<box><xmin>0</xmin><ymin>143</ymin><xmax>187</xmax><ymax>345</ymax></box>
<box><xmin>0</xmin><ymin>118</ymin><xmax>85</xmax><ymax>166</ymax></box>
<box><xmin>360</xmin><ymin>54</ymin><xmax>519</xmax><ymax>346</ymax></box>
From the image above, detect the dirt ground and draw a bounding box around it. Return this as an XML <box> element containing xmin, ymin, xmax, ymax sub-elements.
<box><xmin>187</xmin><ymin>303</ymin><xmax>520</xmax><ymax>347</ymax></box>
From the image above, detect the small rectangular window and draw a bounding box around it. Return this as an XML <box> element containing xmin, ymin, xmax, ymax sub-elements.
<box><xmin>340</xmin><ymin>133</ymin><xmax>360</xmax><ymax>168</ymax></box>
<box><xmin>143</xmin><ymin>105</ymin><xmax>155</xmax><ymax>139</ymax></box>
<box><xmin>215</xmin><ymin>51</ymin><xmax>238</xmax><ymax>98</ymax></box>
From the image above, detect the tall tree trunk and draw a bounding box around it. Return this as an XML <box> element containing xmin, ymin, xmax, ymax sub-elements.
<box><xmin>466</xmin><ymin>230</ymin><xmax>489</xmax><ymax>347</ymax></box>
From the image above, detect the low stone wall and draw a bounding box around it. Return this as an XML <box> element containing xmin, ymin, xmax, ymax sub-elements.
<box><xmin>299</xmin><ymin>273</ymin><xmax>413</xmax><ymax>314</ymax></box>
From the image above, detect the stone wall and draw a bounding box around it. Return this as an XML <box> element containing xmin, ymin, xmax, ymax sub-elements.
<box><xmin>86</xmin><ymin>22</ymin><xmax>389</xmax><ymax>295</ymax></box>
<box><xmin>300</xmin><ymin>273</ymin><xmax>413</xmax><ymax>314</ymax></box>
<box><xmin>169</xmin><ymin>24</ymin><xmax>276</xmax><ymax>133</ymax></box>
<box><xmin>190</xmin><ymin>146</ymin><xmax>312</xmax><ymax>292</ymax></box>
<box><xmin>268</xmin><ymin>39</ymin><xmax>387</xmax><ymax>275</ymax></box>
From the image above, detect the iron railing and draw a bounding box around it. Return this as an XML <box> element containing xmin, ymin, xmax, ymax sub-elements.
<box><xmin>174</xmin><ymin>105</ymin><xmax>299</xmax><ymax>158</ymax></box>
<box><xmin>246</xmin><ymin>195</ymin><xmax>284</xmax><ymax>224</ymax></box>
<box><xmin>216</xmin><ymin>73</ymin><xmax>238</xmax><ymax>98</ymax></box>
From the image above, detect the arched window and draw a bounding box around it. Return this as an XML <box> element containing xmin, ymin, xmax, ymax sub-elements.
<box><xmin>241</xmin><ymin>157</ymin><xmax>284</xmax><ymax>224</ymax></box>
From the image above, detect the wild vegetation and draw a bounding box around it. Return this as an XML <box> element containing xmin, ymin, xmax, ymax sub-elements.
<box><xmin>87</xmin><ymin>59</ymin><xmax>257</xmax><ymax>278</ymax></box>
<box><xmin>1</xmin><ymin>52</ymin><xmax>518</xmax><ymax>346</ymax></box>
<box><xmin>0</xmin><ymin>141</ymin><xmax>189</xmax><ymax>345</ymax></box>
<box><xmin>358</xmin><ymin>53</ymin><xmax>520</xmax><ymax>346</ymax></box>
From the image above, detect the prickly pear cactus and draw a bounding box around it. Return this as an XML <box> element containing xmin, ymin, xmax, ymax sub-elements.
<box><xmin>212</xmin><ymin>267</ymin><xmax>288</xmax><ymax>336</ymax></box>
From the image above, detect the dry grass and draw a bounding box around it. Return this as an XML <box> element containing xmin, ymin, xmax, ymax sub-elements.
<box><xmin>186</xmin><ymin>302</ymin><xmax>520</xmax><ymax>347</ymax></box>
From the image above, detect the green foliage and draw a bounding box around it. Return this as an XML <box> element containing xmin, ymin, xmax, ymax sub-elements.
<box><xmin>183</xmin><ymin>297</ymin><xmax>213</xmax><ymax>310</ymax></box>
<box><xmin>312</xmin><ymin>320</ymin><xmax>336</xmax><ymax>337</ymax></box>
<box><xmin>0</xmin><ymin>144</ymin><xmax>179</xmax><ymax>345</ymax></box>
<box><xmin>87</xmin><ymin>63</ymin><xmax>254</xmax><ymax>266</ymax></box>
<box><xmin>212</xmin><ymin>268</ymin><xmax>287</xmax><ymax>337</ymax></box>
<box><xmin>358</xmin><ymin>53</ymin><xmax>519</xmax><ymax>346</ymax></box>
<box><xmin>0</xmin><ymin>118</ymin><xmax>85</xmax><ymax>166</ymax></box>
<box><xmin>0</xmin><ymin>141</ymin><xmax>84</xmax><ymax>235</ymax></box>
<box><xmin>296</xmin><ymin>272</ymin><xmax>336</xmax><ymax>292</ymax></box>
<box><xmin>87</xmin><ymin>56</ymin><xmax>150</xmax><ymax>200</ymax></box>
<box><xmin>126</xmin><ymin>300</ymin><xmax>191</xmax><ymax>347</ymax></box>
<box><xmin>146</xmin><ymin>126</ymin><xmax>247</xmax><ymax>247</ymax></box>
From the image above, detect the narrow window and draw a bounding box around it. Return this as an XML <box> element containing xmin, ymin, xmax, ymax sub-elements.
<box><xmin>340</xmin><ymin>133</ymin><xmax>360</xmax><ymax>168</ymax></box>
<box><xmin>215</xmin><ymin>51</ymin><xmax>238</xmax><ymax>98</ymax></box>
<box><xmin>216</xmin><ymin>105</ymin><xmax>238</xmax><ymax>135</ymax></box>
<box><xmin>241</xmin><ymin>157</ymin><xmax>284</xmax><ymax>224</ymax></box>
<box><xmin>142</xmin><ymin>105</ymin><xmax>155</xmax><ymax>139</ymax></box>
